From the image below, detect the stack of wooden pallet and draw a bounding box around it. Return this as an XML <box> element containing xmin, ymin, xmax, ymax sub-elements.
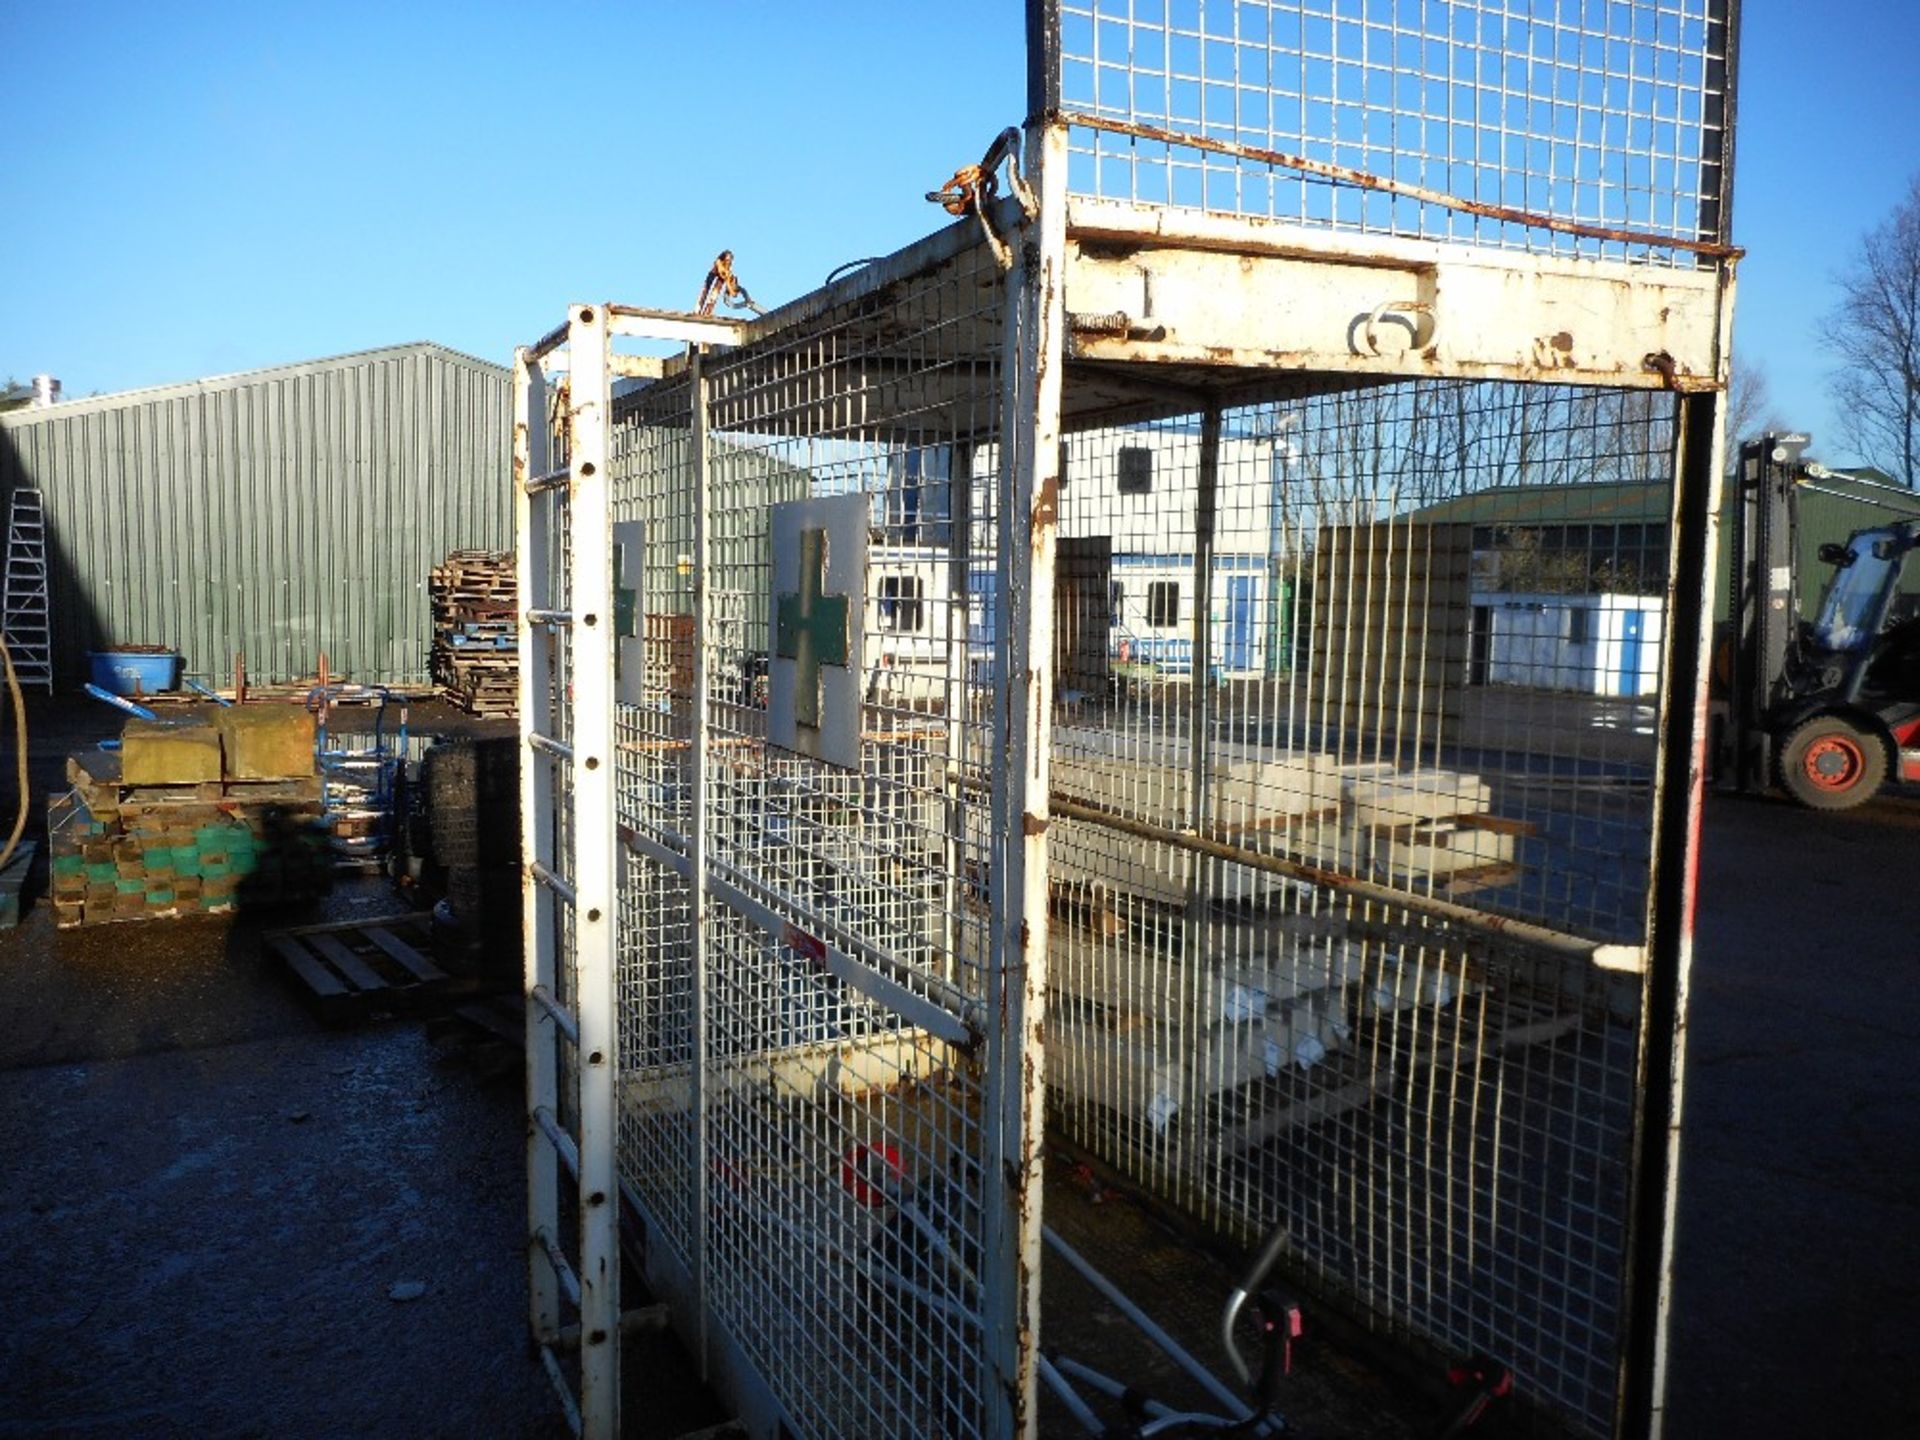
<box><xmin>430</xmin><ymin>549</ymin><xmax>517</xmax><ymax>717</ymax></box>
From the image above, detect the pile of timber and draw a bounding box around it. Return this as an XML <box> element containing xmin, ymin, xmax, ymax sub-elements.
<box><xmin>52</xmin><ymin>745</ymin><xmax>328</xmax><ymax>928</ymax></box>
<box><xmin>430</xmin><ymin>550</ymin><xmax>517</xmax><ymax>718</ymax></box>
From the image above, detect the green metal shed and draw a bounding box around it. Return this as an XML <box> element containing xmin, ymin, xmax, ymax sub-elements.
<box><xmin>1409</xmin><ymin>474</ymin><xmax>1920</xmax><ymax>622</ymax></box>
<box><xmin>0</xmin><ymin>342</ymin><xmax>510</xmax><ymax>687</ymax></box>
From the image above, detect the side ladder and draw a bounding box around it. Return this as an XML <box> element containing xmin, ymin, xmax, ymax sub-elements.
<box><xmin>3</xmin><ymin>488</ymin><xmax>53</xmax><ymax>691</ymax></box>
<box><xmin>516</xmin><ymin>307</ymin><xmax>642</xmax><ymax>1439</ymax></box>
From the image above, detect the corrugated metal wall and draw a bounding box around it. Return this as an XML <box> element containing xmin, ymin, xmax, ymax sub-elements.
<box><xmin>0</xmin><ymin>342</ymin><xmax>510</xmax><ymax>687</ymax></box>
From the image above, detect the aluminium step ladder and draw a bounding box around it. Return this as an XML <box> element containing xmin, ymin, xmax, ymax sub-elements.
<box><xmin>2</xmin><ymin>489</ymin><xmax>52</xmax><ymax>691</ymax></box>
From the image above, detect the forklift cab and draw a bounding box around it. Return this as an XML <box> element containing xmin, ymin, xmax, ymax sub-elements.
<box><xmin>1808</xmin><ymin>524</ymin><xmax>1919</xmax><ymax>658</ymax></box>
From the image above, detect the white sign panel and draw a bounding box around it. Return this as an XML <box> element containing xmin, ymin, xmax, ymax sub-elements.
<box><xmin>768</xmin><ymin>494</ymin><xmax>867</xmax><ymax>769</ymax></box>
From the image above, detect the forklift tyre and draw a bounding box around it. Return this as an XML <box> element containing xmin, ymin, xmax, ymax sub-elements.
<box><xmin>1777</xmin><ymin>714</ymin><xmax>1887</xmax><ymax>811</ymax></box>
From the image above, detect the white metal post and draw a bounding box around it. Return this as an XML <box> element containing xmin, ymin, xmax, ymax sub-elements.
<box><xmin>942</xmin><ymin>440</ymin><xmax>975</xmax><ymax>981</ymax></box>
<box><xmin>1178</xmin><ymin>399</ymin><xmax>1223</xmax><ymax>1186</ymax></box>
<box><xmin>687</xmin><ymin>348</ymin><xmax>714</xmax><ymax>1378</ymax></box>
<box><xmin>983</xmin><ymin>117</ymin><xmax>1067</xmax><ymax>1440</ymax></box>
<box><xmin>565</xmin><ymin>303</ymin><xmax>622</xmax><ymax>1440</ymax></box>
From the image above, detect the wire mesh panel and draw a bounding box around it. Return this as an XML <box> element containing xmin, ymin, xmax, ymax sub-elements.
<box><xmin>1044</xmin><ymin>0</ymin><xmax>1735</xmax><ymax>263</ymax></box>
<box><xmin>610</xmin><ymin>234</ymin><xmax>1028</xmax><ymax>1440</ymax></box>
<box><xmin>1043</xmin><ymin>380</ymin><xmax>1678</xmax><ymax>1436</ymax></box>
<box><xmin>540</xmin><ymin>11</ymin><xmax>1731</xmax><ymax>1433</ymax></box>
<box><xmin>612</xmin><ymin>403</ymin><xmax>702</xmax><ymax>1274</ymax></box>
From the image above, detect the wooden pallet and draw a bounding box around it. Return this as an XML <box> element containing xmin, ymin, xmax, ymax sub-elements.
<box><xmin>1219</xmin><ymin>1006</ymin><xmax>1583</xmax><ymax>1153</ymax></box>
<box><xmin>431</xmin><ymin>548</ymin><xmax>520</xmax><ymax>716</ymax></box>
<box><xmin>107</xmin><ymin>777</ymin><xmax>321</xmax><ymax>806</ymax></box>
<box><xmin>264</xmin><ymin>912</ymin><xmax>448</xmax><ymax>1022</ymax></box>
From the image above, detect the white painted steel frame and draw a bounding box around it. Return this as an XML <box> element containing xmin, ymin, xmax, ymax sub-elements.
<box><xmin>517</xmin><ymin>304</ymin><xmax>623</xmax><ymax>1440</ymax></box>
<box><xmin>685</xmin><ymin>346</ymin><xmax>714</xmax><ymax>1378</ymax></box>
<box><xmin>982</xmin><ymin>118</ymin><xmax>1068</xmax><ymax>1439</ymax></box>
<box><xmin>519</xmin><ymin>30</ymin><xmax>1735</xmax><ymax>1431</ymax></box>
<box><xmin>548</xmin><ymin>213</ymin><xmax>1067</xmax><ymax>1436</ymax></box>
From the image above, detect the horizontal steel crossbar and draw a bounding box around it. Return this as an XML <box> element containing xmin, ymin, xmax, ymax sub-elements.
<box><xmin>530</xmin><ymin>862</ymin><xmax>577</xmax><ymax>906</ymax></box>
<box><xmin>532</xmin><ymin>1105</ymin><xmax>581</xmax><ymax>1180</ymax></box>
<box><xmin>530</xmin><ymin>983</ymin><xmax>580</xmax><ymax>1046</ymax></box>
<box><xmin>550</xmin><ymin>1305</ymin><xmax>672</xmax><ymax>1351</ymax></box>
<box><xmin>527</xmin><ymin>319</ymin><xmax>571</xmax><ymax>363</ymax></box>
<box><xmin>537</xmin><ymin>1344</ymin><xmax>584</xmax><ymax>1437</ymax></box>
<box><xmin>529</xmin><ymin>731</ymin><xmax>575</xmax><ymax>763</ymax></box>
<box><xmin>534</xmin><ymin>1225</ymin><xmax>584</xmax><ymax>1309</ymax></box>
<box><xmin>605</xmin><ymin>304</ymin><xmax>747</xmax><ymax>347</ymax></box>
<box><xmin>620</xmin><ymin>823</ymin><xmax>978</xmax><ymax>1044</ymax></box>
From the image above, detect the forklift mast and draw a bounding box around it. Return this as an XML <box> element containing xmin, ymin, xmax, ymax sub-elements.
<box><xmin>1724</xmin><ymin>432</ymin><xmax>1809</xmax><ymax>792</ymax></box>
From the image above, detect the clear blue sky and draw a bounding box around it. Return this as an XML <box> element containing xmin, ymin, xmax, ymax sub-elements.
<box><xmin>3</xmin><ymin>1</ymin><xmax>1915</xmax><ymax>467</ymax></box>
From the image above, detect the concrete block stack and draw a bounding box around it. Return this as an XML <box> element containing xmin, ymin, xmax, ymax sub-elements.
<box><xmin>1332</xmin><ymin>765</ymin><xmax>1518</xmax><ymax>883</ymax></box>
<box><xmin>1046</xmin><ymin>728</ymin><xmax>1344</xmax><ymax>906</ymax></box>
<box><xmin>48</xmin><ymin>712</ymin><xmax>328</xmax><ymax>929</ymax></box>
<box><xmin>430</xmin><ymin>550</ymin><xmax>517</xmax><ymax>718</ymax></box>
<box><xmin>1030</xmin><ymin>733</ymin><xmax>1520</xmax><ymax>1134</ymax></box>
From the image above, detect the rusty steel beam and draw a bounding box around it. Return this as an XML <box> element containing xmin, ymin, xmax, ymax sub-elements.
<box><xmin>1058</xmin><ymin>112</ymin><xmax>1743</xmax><ymax>261</ymax></box>
<box><xmin>1064</xmin><ymin>204</ymin><xmax>1731</xmax><ymax>390</ymax></box>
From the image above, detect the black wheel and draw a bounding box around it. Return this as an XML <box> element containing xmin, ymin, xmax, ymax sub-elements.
<box><xmin>1776</xmin><ymin>714</ymin><xmax>1888</xmax><ymax>811</ymax></box>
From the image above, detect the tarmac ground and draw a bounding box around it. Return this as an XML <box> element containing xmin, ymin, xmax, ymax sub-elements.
<box><xmin>0</xmin><ymin>691</ymin><xmax>1913</xmax><ymax>1438</ymax></box>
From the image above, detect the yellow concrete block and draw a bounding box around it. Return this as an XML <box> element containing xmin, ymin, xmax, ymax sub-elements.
<box><xmin>216</xmin><ymin>706</ymin><xmax>317</xmax><ymax>780</ymax></box>
<box><xmin>120</xmin><ymin>719</ymin><xmax>223</xmax><ymax>786</ymax></box>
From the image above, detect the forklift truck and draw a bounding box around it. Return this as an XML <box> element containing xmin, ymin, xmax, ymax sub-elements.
<box><xmin>1721</xmin><ymin>433</ymin><xmax>1920</xmax><ymax>810</ymax></box>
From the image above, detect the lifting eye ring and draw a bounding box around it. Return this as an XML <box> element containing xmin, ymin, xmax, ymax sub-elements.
<box><xmin>1361</xmin><ymin>299</ymin><xmax>1437</xmax><ymax>356</ymax></box>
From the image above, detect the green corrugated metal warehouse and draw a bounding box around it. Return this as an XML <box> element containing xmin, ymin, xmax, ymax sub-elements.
<box><xmin>1410</xmin><ymin>474</ymin><xmax>1920</xmax><ymax>619</ymax></box>
<box><xmin>0</xmin><ymin>342</ymin><xmax>510</xmax><ymax>687</ymax></box>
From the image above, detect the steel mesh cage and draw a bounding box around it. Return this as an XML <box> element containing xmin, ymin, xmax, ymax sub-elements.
<box><xmin>609</xmin><ymin>236</ymin><xmax>1027</xmax><ymax>1440</ymax></box>
<box><xmin>1043</xmin><ymin>0</ymin><xmax>1735</xmax><ymax>265</ymax></box>
<box><xmin>521</xmin><ymin>4</ymin><xmax>1735</xmax><ymax>1437</ymax></box>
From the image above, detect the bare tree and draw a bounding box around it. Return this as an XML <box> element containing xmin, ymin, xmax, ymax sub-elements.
<box><xmin>1823</xmin><ymin>176</ymin><xmax>1920</xmax><ymax>486</ymax></box>
<box><xmin>1725</xmin><ymin>355</ymin><xmax>1782</xmax><ymax>450</ymax></box>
